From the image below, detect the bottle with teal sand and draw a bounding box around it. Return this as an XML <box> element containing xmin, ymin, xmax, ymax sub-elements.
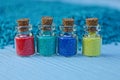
<box><xmin>82</xmin><ymin>18</ymin><xmax>102</xmax><ymax>57</ymax></box>
<box><xmin>37</xmin><ymin>16</ymin><xmax>56</xmax><ymax>56</ymax></box>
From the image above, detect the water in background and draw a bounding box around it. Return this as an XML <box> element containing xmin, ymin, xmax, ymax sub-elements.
<box><xmin>0</xmin><ymin>0</ymin><xmax>120</xmax><ymax>49</ymax></box>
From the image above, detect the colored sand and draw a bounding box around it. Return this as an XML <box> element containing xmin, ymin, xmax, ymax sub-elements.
<box><xmin>0</xmin><ymin>1</ymin><xmax>120</xmax><ymax>49</ymax></box>
<box><xmin>82</xmin><ymin>36</ymin><xmax>102</xmax><ymax>56</ymax></box>
<box><xmin>15</xmin><ymin>35</ymin><xmax>35</xmax><ymax>56</ymax></box>
<box><xmin>58</xmin><ymin>35</ymin><xmax>77</xmax><ymax>57</ymax></box>
<box><xmin>37</xmin><ymin>36</ymin><xmax>56</xmax><ymax>56</ymax></box>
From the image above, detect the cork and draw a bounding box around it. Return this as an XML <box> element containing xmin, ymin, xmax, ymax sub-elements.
<box><xmin>17</xmin><ymin>18</ymin><xmax>29</xmax><ymax>26</ymax></box>
<box><xmin>86</xmin><ymin>18</ymin><xmax>98</xmax><ymax>27</ymax></box>
<box><xmin>63</xmin><ymin>18</ymin><xmax>74</xmax><ymax>27</ymax></box>
<box><xmin>17</xmin><ymin>18</ymin><xmax>29</xmax><ymax>32</ymax></box>
<box><xmin>62</xmin><ymin>18</ymin><xmax>74</xmax><ymax>32</ymax></box>
<box><xmin>42</xmin><ymin>16</ymin><xmax>53</xmax><ymax>25</ymax></box>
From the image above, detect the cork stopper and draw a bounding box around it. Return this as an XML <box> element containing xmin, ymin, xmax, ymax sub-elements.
<box><xmin>86</xmin><ymin>18</ymin><xmax>98</xmax><ymax>27</ymax></box>
<box><xmin>42</xmin><ymin>16</ymin><xmax>53</xmax><ymax>25</ymax></box>
<box><xmin>63</xmin><ymin>18</ymin><xmax>74</xmax><ymax>27</ymax></box>
<box><xmin>17</xmin><ymin>18</ymin><xmax>29</xmax><ymax>32</ymax></box>
<box><xmin>86</xmin><ymin>18</ymin><xmax>98</xmax><ymax>32</ymax></box>
<box><xmin>17</xmin><ymin>18</ymin><xmax>29</xmax><ymax>26</ymax></box>
<box><xmin>62</xmin><ymin>18</ymin><xmax>74</xmax><ymax>32</ymax></box>
<box><xmin>41</xmin><ymin>16</ymin><xmax>53</xmax><ymax>31</ymax></box>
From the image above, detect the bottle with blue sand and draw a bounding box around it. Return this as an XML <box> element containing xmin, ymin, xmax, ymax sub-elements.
<box><xmin>37</xmin><ymin>16</ymin><xmax>56</xmax><ymax>56</ymax></box>
<box><xmin>82</xmin><ymin>18</ymin><xmax>102</xmax><ymax>57</ymax></box>
<box><xmin>58</xmin><ymin>18</ymin><xmax>78</xmax><ymax>57</ymax></box>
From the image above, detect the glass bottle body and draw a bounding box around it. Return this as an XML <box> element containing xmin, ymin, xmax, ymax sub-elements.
<box><xmin>15</xmin><ymin>25</ymin><xmax>35</xmax><ymax>56</ymax></box>
<box><xmin>37</xmin><ymin>25</ymin><xmax>56</xmax><ymax>56</ymax></box>
<box><xmin>58</xmin><ymin>26</ymin><xmax>78</xmax><ymax>57</ymax></box>
<box><xmin>82</xmin><ymin>25</ymin><xmax>102</xmax><ymax>56</ymax></box>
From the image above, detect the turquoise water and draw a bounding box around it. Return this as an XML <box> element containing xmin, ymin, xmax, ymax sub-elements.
<box><xmin>37</xmin><ymin>36</ymin><xmax>56</xmax><ymax>56</ymax></box>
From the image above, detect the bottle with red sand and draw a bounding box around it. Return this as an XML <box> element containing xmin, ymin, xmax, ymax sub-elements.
<box><xmin>15</xmin><ymin>18</ymin><xmax>35</xmax><ymax>56</ymax></box>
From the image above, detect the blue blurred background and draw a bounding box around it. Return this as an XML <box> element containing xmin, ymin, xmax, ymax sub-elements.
<box><xmin>0</xmin><ymin>0</ymin><xmax>120</xmax><ymax>48</ymax></box>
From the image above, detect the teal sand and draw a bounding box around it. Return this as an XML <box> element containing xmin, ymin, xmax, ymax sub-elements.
<box><xmin>37</xmin><ymin>36</ymin><xmax>56</xmax><ymax>56</ymax></box>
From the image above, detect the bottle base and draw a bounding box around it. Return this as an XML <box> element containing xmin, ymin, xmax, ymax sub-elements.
<box><xmin>17</xmin><ymin>53</ymin><xmax>35</xmax><ymax>57</ymax></box>
<box><xmin>37</xmin><ymin>52</ymin><xmax>55</xmax><ymax>57</ymax></box>
<box><xmin>82</xmin><ymin>53</ymin><xmax>100</xmax><ymax>57</ymax></box>
<box><xmin>59</xmin><ymin>53</ymin><xmax>76</xmax><ymax>57</ymax></box>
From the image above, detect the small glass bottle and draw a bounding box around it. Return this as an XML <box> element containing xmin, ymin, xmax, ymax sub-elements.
<box><xmin>15</xmin><ymin>18</ymin><xmax>35</xmax><ymax>56</ymax></box>
<box><xmin>58</xmin><ymin>18</ymin><xmax>78</xmax><ymax>57</ymax></box>
<box><xmin>82</xmin><ymin>18</ymin><xmax>102</xmax><ymax>57</ymax></box>
<box><xmin>37</xmin><ymin>16</ymin><xmax>56</xmax><ymax>56</ymax></box>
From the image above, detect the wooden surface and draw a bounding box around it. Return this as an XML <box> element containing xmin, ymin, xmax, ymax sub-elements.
<box><xmin>0</xmin><ymin>44</ymin><xmax>120</xmax><ymax>80</ymax></box>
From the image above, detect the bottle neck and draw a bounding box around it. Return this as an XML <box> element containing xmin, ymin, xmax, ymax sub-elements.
<box><xmin>41</xmin><ymin>30</ymin><xmax>53</xmax><ymax>36</ymax></box>
<box><xmin>16</xmin><ymin>25</ymin><xmax>32</xmax><ymax>37</ymax></box>
<box><xmin>84</xmin><ymin>25</ymin><xmax>100</xmax><ymax>37</ymax></box>
<box><xmin>60</xmin><ymin>25</ymin><xmax>76</xmax><ymax>36</ymax></box>
<box><xmin>38</xmin><ymin>24</ymin><xmax>55</xmax><ymax>36</ymax></box>
<box><xmin>61</xmin><ymin>31</ymin><xmax>74</xmax><ymax>36</ymax></box>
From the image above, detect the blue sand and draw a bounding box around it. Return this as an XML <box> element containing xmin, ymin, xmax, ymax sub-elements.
<box><xmin>58</xmin><ymin>35</ymin><xmax>77</xmax><ymax>57</ymax></box>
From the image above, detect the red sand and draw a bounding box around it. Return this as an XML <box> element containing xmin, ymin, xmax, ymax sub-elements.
<box><xmin>15</xmin><ymin>35</ymin><xmax>35</xmax><ymax>56</ymax></box>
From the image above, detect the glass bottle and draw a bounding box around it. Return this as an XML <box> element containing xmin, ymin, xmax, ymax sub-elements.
<box><xmin>58</xmin><ymin>18</ymin><xmax>78</xmax><ymax>57</ymax></box>
<box><xmin>37</xmin><ymin>16</ymin><xmax>56</xmax><ymax>56</ymax></box>
<box><xmin>15</xmin><ymin>18</ymin><xmax>35</xmax><ymax>56</ymax></box>
<box><xmin>82</xmin><ymin>18</ymin><xmax>102</xmax><ymax>56</ymax></box>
